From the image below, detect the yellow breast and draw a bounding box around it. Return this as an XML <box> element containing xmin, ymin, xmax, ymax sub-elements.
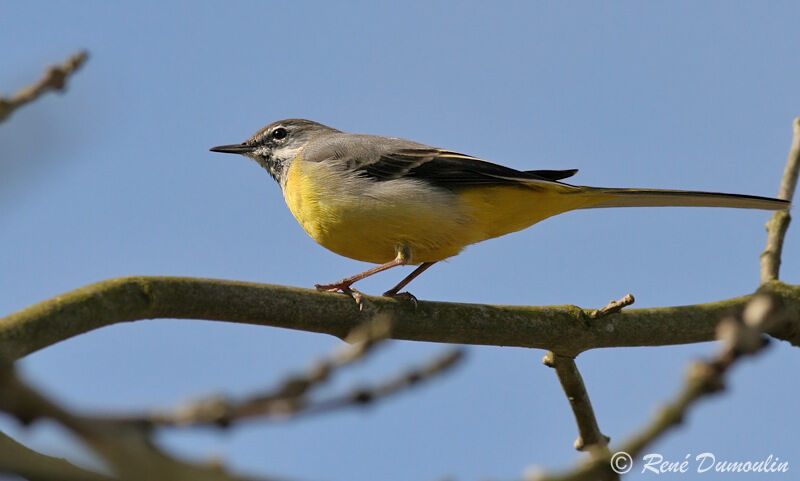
<box><xmin>283</xmin><ymin>158</ymin><xmax>477</xmax><ymax>264</ymax></box>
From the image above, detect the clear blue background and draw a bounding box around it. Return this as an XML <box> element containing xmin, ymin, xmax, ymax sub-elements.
<box><xmin>1</xmin><ymin>2</ymin><xmax>798</xmax><ymax>480</ymax></box>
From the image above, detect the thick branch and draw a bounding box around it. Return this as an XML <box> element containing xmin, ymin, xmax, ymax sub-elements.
<box><xmin>0</xmin><ymin>430</ymin><xmax>114</xmax><ymax>481</ymax></box>
<box><xmin>2</xmin><ymin>277</ymin><xmax>798</xmax><ymax>361</ymax></box>
<box><xmin>761</xmin><ymin>117</ymin><xmax>799</xmax><ymax>283</ymax></box>
<box><xmin>0</xmin><ymin>51</ymin><xmax>88</xmax><ymax>124</ymax></box>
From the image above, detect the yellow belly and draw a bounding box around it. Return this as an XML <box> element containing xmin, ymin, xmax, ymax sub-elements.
<box><xmin>282</xmin><ymin>158</ymin><xmax>605</xmax><ymax>264</ymax></box>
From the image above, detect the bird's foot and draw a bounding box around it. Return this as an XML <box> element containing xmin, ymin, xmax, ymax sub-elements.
<box><xmin>315</xmin><ymin>282</ymin><xmax>364</xmax><ymax>309</ymax></box>
<box><xmin>382</xmin><ymin>289</ymin><xmax>419</xmax><ymax>308</ymax></box>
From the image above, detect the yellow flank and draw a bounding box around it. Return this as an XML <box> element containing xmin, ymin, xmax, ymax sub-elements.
<box><xmin>282</xmin><ymin>156</ymin><xmax>612</xmax><ymax>264</ymax></box>
<box><xmin>456</xmin><ymin>184</ymin><xmax>611</xmax><ymax>241</ymax></box>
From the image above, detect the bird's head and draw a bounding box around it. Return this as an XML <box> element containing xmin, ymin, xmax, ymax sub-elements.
<box><xmin>210</xmin><ymin>119</ymin><xmax>338</xmax><ymax>186</ymax></box>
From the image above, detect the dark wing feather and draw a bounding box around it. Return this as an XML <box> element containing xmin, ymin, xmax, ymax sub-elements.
<box><xmin>525</xmin><ymin>169</ymin><xmax>579</xmax><ymax>181</ymax></box>
<box><xmin>358</xmin><ymin>148</ymin><xmax>577</xmax><ymax>188</ymax></box>
<box><xmin>359</xmin><ymin>149</ymin><xmax>440</xmax><ymax>180</ymax></box>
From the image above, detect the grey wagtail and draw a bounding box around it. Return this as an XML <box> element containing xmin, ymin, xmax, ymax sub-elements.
<box><xmin>211</xmin><ymin>119</ymin><xmax>790</xmax><ymax>305</ymax></box>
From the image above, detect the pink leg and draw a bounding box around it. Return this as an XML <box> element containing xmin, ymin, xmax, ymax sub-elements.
<box><xmin>382</xmin><ymin>262</ymin><xmax>436</xmax><ymax>300</ymax></box>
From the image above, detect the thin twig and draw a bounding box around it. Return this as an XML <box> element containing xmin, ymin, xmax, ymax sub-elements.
<box><xmin>542</xmin><ymin>353</ymin><xmax>610</xmax><ymax>452</ymax></box>
<box><xmin>296</xmin><ymin>348</ymin><xmax>464</xmax><ymax>419</ymax></box>
<box><xmin>27</xmin><ymin>314</ymin><xmax>462</xmax><ymax>428</ymax></box>
<box><xmin>117</xmin><ymin>347</ymin><xmax>462</xmax><ymax>428</ymax></box>
<box><xmin>0</xmin><ymin>51</ymin><xmax>88</xmax><ymax>124</ymax></box>
<box><xmin>142</xmin><ymin>315</ymin><xmax>399</xmax><ymax>426</ymax></box>
<box><xmin>760</xmin><ymin>117</ymin><xmax>799</xmax><ymax>283</ymax></box>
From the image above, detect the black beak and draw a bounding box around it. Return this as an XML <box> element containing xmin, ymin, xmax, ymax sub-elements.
<box><xmin>209</xmin><ymin>143</ymin><xmax>254</xmax><ymax>154</ymax></box>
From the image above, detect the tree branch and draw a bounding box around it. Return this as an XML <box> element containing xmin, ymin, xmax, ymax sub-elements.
<box><xmin>542</xmin><ymin>352</ymin><xmax>610</xmax><ymax>452</ymax></box>
<box><xmin>529</xmin><ymin>117</ymin><xmax>800</xmax><ymax>481</ymax></box>
<box><xmin>0</xmin><ymin>51</ymin><xmax>88</xmax><ymax>124</ymax></box>
<box><xmin>761</xmin><ymin>117</ymin><xmax>799</xmax><ymax>283</ymax></box>
<box><xmin>0</xmin><ymin>317</ymin><xmax>461</xmax><ymax>478</ymax></box>
<box><xmin>529</xmin><ymin>295</ymin><xmax>777</xmax><ymax>481</ymax></box>
<box><xmin>0</xmin><ymin>365</ymin><xmax>274</xmax><ymax>481</ymax></box>
<box><xmin>118</xmin><ymin>317</ymin><xmax>463</xmax><ymax>428</ymax></box>
<box><xmin>542</xmin><ymin>295</ymin><xmax>633</xmax><ymax>478</ymax></box>
<box><xmin>1</xmin><ymin>277</ymin><xmax>798</xmax><ymax>361</ymax></box>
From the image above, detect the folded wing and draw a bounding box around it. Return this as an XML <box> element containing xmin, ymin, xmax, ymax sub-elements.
<box><xmin>357</xmin><ymin>148</ymin><xmax>577</xmax><ymax>188</ymax></box>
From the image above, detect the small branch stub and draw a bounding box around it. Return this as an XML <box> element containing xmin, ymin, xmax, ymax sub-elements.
<box><xmin>590</xmin><ymin>294</ymin><xmax>635</xmax><ymax>319</ymax></box>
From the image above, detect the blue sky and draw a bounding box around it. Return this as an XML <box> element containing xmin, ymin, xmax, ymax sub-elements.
<box><xmin>1</xmin><ymin>2</ymin><xmax>799</xmax><ymax>480</ymax></box>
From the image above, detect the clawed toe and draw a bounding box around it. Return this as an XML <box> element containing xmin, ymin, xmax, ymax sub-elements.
<box><xmin>315</xmin><ymin>283</ymin><xmax>364</xmax><ymax>309</ymax></box>
<box><xmin>342</xmin><ymin>286</ymin><xmax>363</xmax><ymax>307</ymax></box>
<box><xmin>382</xmin><ymin>290</ymin><xmax>419</xmax><ymax>307</ymax></box>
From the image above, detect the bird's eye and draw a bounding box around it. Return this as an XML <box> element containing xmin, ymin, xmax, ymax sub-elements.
<box><xmin>271</xmin><ymin>127</ymin><xmax>288</xmax><ymax>140</ymax></box>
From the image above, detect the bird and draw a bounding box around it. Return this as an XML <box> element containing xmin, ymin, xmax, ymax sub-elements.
<box><xmin>210</xmin><ymin>119</ymin><xmax>790</xmax><ymax>305</ymax></box>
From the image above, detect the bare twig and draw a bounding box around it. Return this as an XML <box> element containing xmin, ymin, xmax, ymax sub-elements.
<box><xmin>296</xmin><ymin>348</ymin><xmax>464</xmax><ymax>419</ymax></box>
<box><xmin>760</xmin><ymin>117</ymin><xmax>799</xmax><ymax>283</ymax></box>
<box><xmin>0</xmin><ymin>315</ymin><xmax>460</xmax><ymax>431</ymax></box>
<box><xmin>140</xmin><ymin>315</ymin><xmax>402</xmax><ymax>426</ymax></box>
<box><xmin>589</xmin><ymin>294</ymin><xmax>635</xmax><ymax>319</ymax></box>
<box><xmin>0</xmin><ymin>51</ymin><xmax>88</xmax><ymax>124</ymax></box>
<box><xmin>115</xmin><ymin>347</ymin><xmax>462</xmax><ymax>427</ymax></box>
<box><xmin>542</xmin><ymin>298</ymin><xmax>626</xmax><ymax>479</ymax></box>
<box><xmin>542</xmin><ymin>352</ymin><xmax>610</xmax><ymax>452</ymax></box>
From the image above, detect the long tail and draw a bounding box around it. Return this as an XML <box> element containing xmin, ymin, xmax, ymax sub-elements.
<box><xmin>575</xmin><ymin>187</ymin><xmax>790</xmax><ymax>211</ymax></box>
